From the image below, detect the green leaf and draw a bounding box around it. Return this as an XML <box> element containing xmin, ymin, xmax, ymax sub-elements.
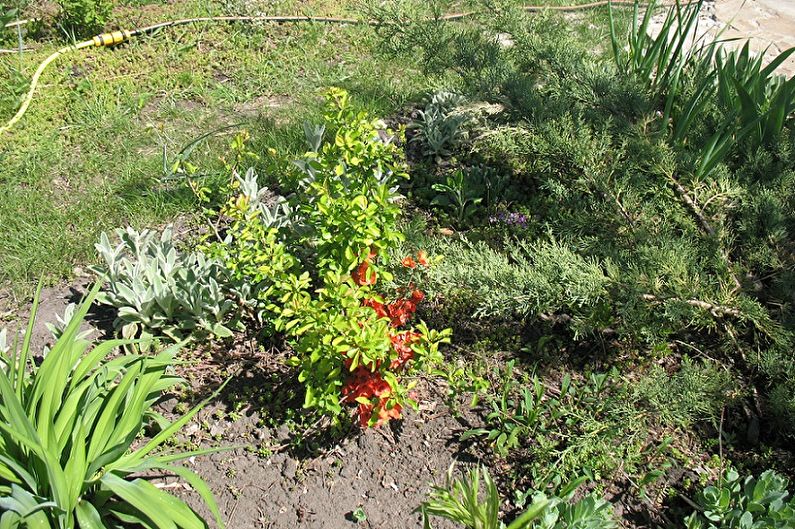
<box><xmin>101</xmin><ymin>473</ymin><xmax>205</xmax><ymax>529</ymax></box>
<box><xmin>505</xmin><ymin>497</ymin><xmax>551</xmax><ymax>529</ymax></box>
<box><xmin>75</xmin><ymin>500</ymin><xmax>108</xmax><ymax>529</ymax></box>
<box><xmin>160</xmin><ymin>464</ymin><xmax>225</xmax><ymax>529</ymax></box>
<box><xmin>110</xmin><ymin>376</ymin><xmax>231</xmax><ymax>471</ymax></box>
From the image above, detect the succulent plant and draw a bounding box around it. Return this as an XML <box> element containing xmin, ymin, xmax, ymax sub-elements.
<box><xmin>685</xmin><ymin>469</ymin><xmax>795</xmax><ymax>529</ymax></box>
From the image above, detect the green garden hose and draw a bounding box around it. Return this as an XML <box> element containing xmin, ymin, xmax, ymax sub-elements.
<box><xmin>0</xmin><ymin>1</ymin><xmax>685</xmax><ymax>136</ymax></box>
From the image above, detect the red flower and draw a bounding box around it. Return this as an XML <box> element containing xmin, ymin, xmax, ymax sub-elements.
<box><xmin>342</xmin><ymin>368</ymin><xmax>404</xmax><ymax>427</ymax></box>
<box><xmin>342</xmin><ymin>368</ymin><xmax>391</xmax><ymax>399</ymax></box>
<box><xmin>363</xmin><ymin>297</ymin><xmax>388</xmax><ymax>319</ymax></box>
<box><xmin>377</xmin><ymin>402</ymin><xmax>402</xmax><ymax>424</ymax></box>
<box><xmin>417</xmin><ymin>250</ymin><xmax>429</xmax><ymax>266</ymax></box>
<box><xmin>386</xmin><ymin>299</ymin><xmax>417</xmax><ymax>327</ymax></box>
<box><xmin>411</xmin><ymin>289</ymin><xmax>425</xmax><ymax>303</ymax></box>
<box><xmin>352</xmin><ymin>260</ymin><xmax>376</xmax><ymax>286</ymax></box>
<box><xmin>390</xmin><ymin>330</ymin><xmax>420</xmax><ymax>369</ymax></box>
<box><xmin>356</xmin><ymin>401</ymin><xmax>403</xmax><ymax>427</ymax></box>
<box><xmin>401</xmin><ymin>256</ymin><xmax>417</xmax><ymax>269</ymax></box>
<box><xmin>352</xmin><ymin>248</ymin><xmax>379</xmax><ymax>286</ymax></box>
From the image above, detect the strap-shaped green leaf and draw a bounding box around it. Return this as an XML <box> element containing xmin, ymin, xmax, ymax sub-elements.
<box><xmin>15</xmin><ymin>281</ymin><xmax>44</xmax><ymax>401</ymax></box>
<box><xmin>75</xmin><ymin>500</ymin><xmax>108</xmax><ymax>529</ymax></box>
<box><xmin>86</xmin><ymin>361</ymin><xmax>143</xmax><ymax>462</ymax></box>
<box><xmin>28</xmin><ymin>283</ymin><xmax>102</xmax><ymax>420</ymax></box>
<box><xmin>110</xmin><ymin>376</ymin><xmax>230</xmax><ymax>470</ymax></box>
<box><xmin>101</xmin><ymin>473</ymin><xmax>206</xmax><ymax>529</ymax></box>
<box><xmin>64</xmin><ymin>422</ymin><xmax>88</xmax><ymax>509</ymax></box>
<box><xmin>160</xmin><ymin>464</ymin><xmax>224</xmax><ymax>529</ymax></box>
<box><xmin>0</xmin><ymin>485</ymin><xmax>55</xmax><ymax>529</ymax></box>
<box><xmin>505</xmin><ymin>497</ymin><xmax>551</xmax><ymax>529</ymax></box>
<box><xmin>0</xmin><ymin>455</ymin><xmax>36</xmax><ymax>492</ymax></box>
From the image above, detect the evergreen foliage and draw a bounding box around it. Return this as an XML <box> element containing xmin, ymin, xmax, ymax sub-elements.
<box><xmin>374</xmin><ymin>0</ymin><xmax>795</xmax><ymax>437</ymax></box>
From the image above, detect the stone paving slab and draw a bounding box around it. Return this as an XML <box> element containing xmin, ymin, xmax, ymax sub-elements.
<box><xmin>714</xmin><ymin>0</ymin><xmax>795</xmax><ymax>76</ymax></box>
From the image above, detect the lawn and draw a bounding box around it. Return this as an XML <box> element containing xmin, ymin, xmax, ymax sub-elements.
<box><xmin>0</xmin><ymin>0</ymin><xmax>428</xmax><ymax>299</ymax></box>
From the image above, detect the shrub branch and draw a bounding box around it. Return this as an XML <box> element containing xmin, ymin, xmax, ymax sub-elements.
<box><xmin>669</xmin><ymin>175</ymin><xmax>743</xmax><ymax>292</ymax></box>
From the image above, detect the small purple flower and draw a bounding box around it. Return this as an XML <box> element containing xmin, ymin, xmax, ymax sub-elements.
<box><xmin>489</xmin><ymin>212</ymin><xmax>528</xmax><ymax>227</ymax></box>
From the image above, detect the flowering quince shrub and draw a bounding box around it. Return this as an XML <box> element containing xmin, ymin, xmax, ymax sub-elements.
<box><xmin>274</xmin><ymin>90</ymin><xmax>450</xmax><ymax>427</ymax></box>
<box><xmin>196</xmin><ymin>88</ymin><xmax>452</xmax><ymax>427</ymax></box>
<box><xmin>278</xmin><ymin>255</ymin><xmax>450</xmax><ymax>427</ymax></box>
<box><xmin>342</xmin><ymin>250</ymin><xmax>450</xmax><ymax>427</ymax></box>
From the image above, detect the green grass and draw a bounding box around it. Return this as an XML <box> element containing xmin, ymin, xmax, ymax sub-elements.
<box><xmin>0</xmin><ymin>0</ymin><xmax>639</xmax><ymax>299</ymax></box>
<box><xmin>0</xmin><ymin>0</ymin><xmax>429</xmax><ymax>298</ymax></box>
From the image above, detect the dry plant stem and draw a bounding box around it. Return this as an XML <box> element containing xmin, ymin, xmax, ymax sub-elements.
<box><xmin>641</xmin><ymin>294</ymin><xmax>741</xmax><ymax>318</ymax></box>
<box><xmin>669</xmin><ymin>175</ymin><xmax>743</xmax><ymax>292</ymax></box>
<box><xmin>227</xmin><ymin>498</ymin><xmax>241</xmax><ymax>526</ymax></box>
<box><xmin>678</xmin><ymin>493</ymin><xmax>702</xmax><ymax>512</ymax></box>
<box><xmin>670</xmin><ymin>176</ymin><xmax>715</xmax><ymax>236</ymax></box>
<box><xmin>3</xmin><ymin>18</ymin><xmax>38</xmax><ymax>28</ymax></box>
<box><xmin>542</xmin><ymin>293</ymin><xmax>741</xmax><ymax>333</ymax></box>
<box><xmin>614</xmin><ymin>190</ymin><xmax>636</xmax><ymax>227</ymax></box>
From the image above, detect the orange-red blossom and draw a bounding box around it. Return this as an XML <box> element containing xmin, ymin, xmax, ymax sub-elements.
<box><xmin>344</xmin><ymin>250</ymin><xmax>429</xmax><ymax>427</ymax></box>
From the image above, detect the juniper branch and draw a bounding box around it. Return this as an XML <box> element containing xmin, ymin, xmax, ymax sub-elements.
<box><xmin>669</xmin><ymin>175</ymin><xmax>743</xmax><ymax>292</ymax></box>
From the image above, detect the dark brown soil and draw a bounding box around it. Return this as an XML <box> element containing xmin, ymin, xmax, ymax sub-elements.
<box><xmin>161</xmin><ymin>359</ymin><xmax>481</xmax><ymax>529</ymax></box>
<box><xmin>0</xmin><ymin>276</ymin><xmax>113</xmax><ymax>353</ymax></box>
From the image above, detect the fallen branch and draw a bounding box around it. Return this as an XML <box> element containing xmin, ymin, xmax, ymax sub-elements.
<box><xmin>538</xmin><ymin>293</ymin><xmax>743</xmax><ymax>331</ymax></box>
<box><xmin>670</xmin><ymin>177</ymin><xmax>714</xmax><ymax>236</ymax></box>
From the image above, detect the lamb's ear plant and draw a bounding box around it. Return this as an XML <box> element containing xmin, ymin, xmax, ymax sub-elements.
<box><xmin>0</xmin><ymin>282</ymin><xmax>225</xmax><ymax>529</ymax></box>
<box><xmin>92</xmin><ymin>226</ymin><xmax>238</xmax><ymax>344</ymax></box>
<box><xmin>409</xmin><ymin>91</ymin><xmax>469</xmax><ymax>157</ymax></box>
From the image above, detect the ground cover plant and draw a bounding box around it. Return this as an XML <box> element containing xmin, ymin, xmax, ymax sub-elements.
<box><xmin>369</xmin><ymin>0</ymin><xmax>795</xmax><ymax>518</ymax></box>
<box><xmin>2</xmin><ymin>0</ymin><xmax>795</xmax><ymax>527</ymax></box>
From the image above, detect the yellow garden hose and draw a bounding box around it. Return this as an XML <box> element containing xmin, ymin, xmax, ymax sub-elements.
<box><xmin>0</xmin><ymin>1</ymin><xmax>688</xmax><ymax>136</ymax></box>
<box><xmin>1</xmin><ymin>39</ymin><xmax>93</xmax><ymax>135</ymax></box>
